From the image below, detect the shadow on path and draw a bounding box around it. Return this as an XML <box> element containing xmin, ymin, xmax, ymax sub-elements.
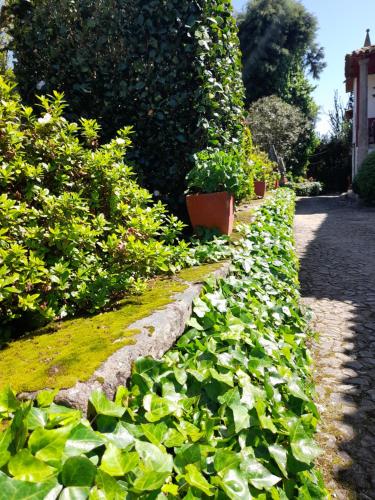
<box><xmin>295</xmin><ymin>196</ymin><xmax>375</xmax><ymax>499</ymax></box>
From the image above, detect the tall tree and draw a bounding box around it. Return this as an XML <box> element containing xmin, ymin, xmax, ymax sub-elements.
<box><xmin>238</xmin><ymin>0</ymin><xmax>325</xmax><ymax>114</ymax></box>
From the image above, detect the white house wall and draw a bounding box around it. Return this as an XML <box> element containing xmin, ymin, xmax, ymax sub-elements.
<box><xmin>368</xmin><ymin>73</ymin><xmax>375</xmax><ymax>119</ymax></box>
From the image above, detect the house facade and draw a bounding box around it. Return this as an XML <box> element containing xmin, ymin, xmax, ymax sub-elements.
<box><xmin>345</xmin><ymin>30</ymin><xmax>375</xmax><ymax>178</ymax></box>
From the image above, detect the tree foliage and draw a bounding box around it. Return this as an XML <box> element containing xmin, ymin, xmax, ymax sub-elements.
<box><xmin>2</xmin><ymin>0</ymin><xmax>246</xmax><ymax>211</ymax></box>
<box><xmin>237</xmin><ymin>0</ymin><xmax>325</xmax><ymax>110</ymax></box>
<box><xmin>246</xmin><ymin>95</ymin><xmax>312</xmax><ymax>176</ymax></box>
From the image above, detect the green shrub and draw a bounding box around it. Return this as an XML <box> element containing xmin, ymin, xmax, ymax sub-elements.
<box><xmin>3</xmin><ymin>0</ymin><xmax>246</xmax><ymax>211</ymax></box>
<box><xmin>292</xmin><ymin>180</ymin><xmax>323</xmax><ymax>196</ymax></box>
<box><xmin>0</xmin><ymin>190</ymin><xmax>328</xmax><ymax>498</ymax></box>
<box><xmin>0</xmin><ymin>73</ymin><xmax>188</xmax><ymax>333</ymax></box>
<box><xmin>249</xmin><ymin>146</ymin><xmax>278</xmax><ymax>185</ymax></box>
<box><xmin>353</xmin><ymin>151</ymin><xmax>375</xmax><ymax>203</ymax></box>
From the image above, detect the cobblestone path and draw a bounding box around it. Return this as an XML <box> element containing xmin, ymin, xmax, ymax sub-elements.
<box><xmin>295</xmin><ymin>196</ymin><xmax>375</xmax><ymax>499</ymax></box>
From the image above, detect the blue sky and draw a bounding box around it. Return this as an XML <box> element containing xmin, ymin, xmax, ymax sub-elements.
<box><xmin>233</xmin><ymin>0</ymin><xmax>375</xmax><ymax>134</ymax></box>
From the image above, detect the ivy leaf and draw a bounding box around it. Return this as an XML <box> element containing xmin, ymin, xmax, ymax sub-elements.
<box><xmin>0</xmin><ymin>471</ymin><xmax>62</xmax><ymax>499</ymax></box>
<box><xmin>184</xmin><ymin>464</ymin><xmax>214</xmax><ymax>497</ymax></box>
<box><xmin>61</xmin><ymin>456</ymin><xmax>96</xmax><ymax>487</ymax></box>
<box><xmin>240</xmin><ymin>458</ymin><xmax>281</xmax><ymax>490</ymax></box>
<box><xmin>59</xmin><ymin>486</ymin><xmax>90</xmax><ymax>500</ymax></box>
<box><xmin>0</xmin><ymin>387</ymin><xmax>19</xmax><ymax>413</ymax></box>
<box><xmin>290</xmin><ymin>423</ymin><xmax>321</xmax><ymax>465</ymax></box>
<box><xmin>220</xmin><ymin>469</ymin><xmax>252</xmax><ymax>500</ymax></box>
<box><xmin>8</xmin><ymin>450</ymin><xmax>57</xmax><ymax>483</ymax></box>
<box><xmin>65</xmin><ymin>423</ymin><xmax>105</xmax><ymax>457</ymax></box>
<box><xmin>135</xmin><ymin>440</ymin><xmax>173</xmax><ymax>472</ymax></box>
<box><xmin>95</xmin><ymin>469</ymin><xmax>127</xmax><ymax>498</ymax></box>
<box><xmin>133</xmin><ymin>471</ymin><xmax>170</xmax><ymax>492</ymax></box>
<box><xmin>269</xmin><ymin>444</ymin><xmax>288</xmax><ymax>477</ymax></box>
<box><xmin>100</xmin><ymin>444</ymin><xmax>139</xmax><ymax>476</ymax></box>
<box><xmin>89</xmin><ymin>390</ymin><xmax>125</xmax><ymax>418</ymax></box>
<box><xmin>143</xmin><ymin>394</ymin><xmax>176</xmax><ymax>422</ymax></box>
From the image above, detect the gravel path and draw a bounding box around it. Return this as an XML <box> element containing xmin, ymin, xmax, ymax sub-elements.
<box><xmin>294</xmin><ymin>196</ymin><xmax>375</xmax><ymax>500</ymax></box>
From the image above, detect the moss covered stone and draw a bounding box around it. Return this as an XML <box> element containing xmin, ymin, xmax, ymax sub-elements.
<box><xmin>0</xmin><ymin>263</ymin><xmax>225</xmax><ymax>394</ymax></box>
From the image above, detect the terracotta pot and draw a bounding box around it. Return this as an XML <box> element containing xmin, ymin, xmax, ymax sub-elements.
<box><xmin>186</xmin><ymin>191</ymin><xmax>234</xmax><ymax>235</ymax></box>
<box><xmin>254</xmin><ymin>180</ymin><xmax>266</xmax><ymax>198</ymax></box>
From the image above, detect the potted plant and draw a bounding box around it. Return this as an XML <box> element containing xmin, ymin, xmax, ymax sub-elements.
<box><xmin>185</xmin><ymin>149</ymin><xmax>245</xmax><ymax>235</ymax></box>
<box><xmin>249</xmin><ymin>147</ymin><xmax>276</xmax><ymax>198</ymax></box>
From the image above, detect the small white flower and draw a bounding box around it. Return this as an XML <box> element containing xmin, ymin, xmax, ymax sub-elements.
<box><xmin>116</xmin><ymin>138</ymin><xmax>126</xmax><ymax>145</ymax></box>
<box><xmin>36</xmin><ymin>80</ymin><xmax>46</xmax><ymax>90</ymax></box>
<box><xmin>38</xmin><ymin>113</ymin><xmax>52</xmax><ymax>125</ymax></box>
<box><xmin>153</xmin><ymin>190</ymin><xmax>160</xmax><ymax>196</ymax></box>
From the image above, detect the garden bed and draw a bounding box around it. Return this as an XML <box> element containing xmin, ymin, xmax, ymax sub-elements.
<box><xmin>0</xmin><ymin>190</ymin><xmax>328</xmax><ymax>498</ymax></box>
<box><xmin>0</xmin><ymin>202</ymin><xmax>262</xmax><ymax>410</ymax></box>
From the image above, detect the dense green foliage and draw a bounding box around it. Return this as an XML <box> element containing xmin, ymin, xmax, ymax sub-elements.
<box><xmin>246</xmin><ymin>96</ymin><xmax>312</xmax><ymax>176</ymax></box>
<box><xmin>237</xmin><ymin>0</ymin><xmax>325</xmax><ymax>111</ymax></box>
<box><xmin>353</xmin><ymin>151</ymin><xmax>375</xmax><ymax>204</ymax></box>
<box><xmin>0</xmin><ymin>73</ymin><xmax>188</xmax><ymax>333</ymax></box>
<box><xmin>0</xmin><ymin>191</ymin><xmax>328</xmax><ymax>498</ymax></box>
<box><xmin>3</xmin><ymin>0</ymin><xmax>246</xmax><ymax>210</ymax></box>
<box><xmin>291</xmin><ymin>181</ymin><xmax>323</xmax><ymax>197</ymax></box>
<box><xmin>249</xmin><ymin>146</ymin><xmax>277</xmax><ymax>184</ymax></box>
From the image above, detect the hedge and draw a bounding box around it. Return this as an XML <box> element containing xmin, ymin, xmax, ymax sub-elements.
<box><xmin>3</xmin><ymin>0</ymin><xmax>246</xmax><ymax>211</ymax></box>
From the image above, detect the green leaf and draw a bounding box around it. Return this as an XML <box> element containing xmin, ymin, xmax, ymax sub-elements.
<box><xmin>0</xmin><ymin>427</ymin><xmax>12</xmax><ymax>467</ymax></box>
<box><xmin>95</xmin><ymin>469</ymin><xmax>127</xmax><ymax>498</ymax></box>
<box><xmin>240</xmin><ymin>458</ymin><xmax>281</xmax><ymax>490</ymax></box>
<box><xmin>103</xmin><ymin>422</ymin><xmax>134</xmax><ymax>449</ymax></box>
<box><xmin>220</xmin><ymin>469</ymin><xmax>251</xmax><ymax>500</ymax></box>
<box><xmin>8</xmin><ymin>449</ymin><xmax>57</xmax><ymax>482</ymax></box>
<box><xmin>184</xmin><ymin>464</ymin><xmax>213</xmax><ymax>497</ymax></box>
<box><xmin>269</xmin><ymin>444</ymin><xmax>288</xmax><ymax>477</ymax></box>
<box><xmin>29</xmin><ymin>425</ymin><xmax>72</xmax><ymax>467</ymax></box>
<box><xmin>36</xmin><ymin>390</ymin><xmax>58</xmax><ymax>408</ymax></box>
<box><xmin>133</xmin><ymin>471</ymin><xmax>170</xmax><ymax>492</ymax></box>
<box><xmin>140</xmin><ymin>422</ymin><xmax>168</xmax><ymax>446</ymax></box>
<box><xmin>287</xmin><ymin>379</ymin><xmax>309</xmax><ymax>402</ymax></box>
<box><xmin>214</xmin><ymin>450</ymin><xmax>241</xmax><ymax>473</ymax></box>
<box><xmin>0</xmin><ymin>471</ymin><xmax>62</xmax><ymax>500</ymax></box>
<box><xmin>62</xmin><ymin>456</ymin><xmax>97</xmax><ymax>487</ymax></box>
<box><xmin>143</xmin><ymin>394</ymin><xmax>176</xmax><ymax>422</ymax></box>
<box><xmin>26</xmin><ymin>408</ymin><xmax>48</xmax><ymax>430</ymax></box>
<box><xmin>290</xmin><ymin>423</ymin><xmax>321</xmax><ymax>465</ymax></box>
<box><xmin>59</xmin><ymin>487</ymin><xmax>90</xmax><ymax>500</ymax></box>
<box><xmin>0</xmin><ymin>387</ymin><xmax>19</xmax><ymax>413</ymax></box>
<box><xmin>100</xmin><ymin>444</ymin><xmax>139</xmax><ymax>476</ymax></box>
<box><xmin>89</xmin><ymin>390</ymin><xmax>125</xmax><ymax>418</ymax></box>
<box><xmin>135</xmin><ymin>440</ymin><xmax>173</xmax><ymax>473</ymax></box>
<box><xmin>65</xmin><ymin>423</ymin><xmax>105</xmax><ymax>456</ymax></box>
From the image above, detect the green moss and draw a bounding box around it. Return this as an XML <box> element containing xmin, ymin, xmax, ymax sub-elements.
<box><xmin>234</xmin><ymin>208</ymin><xmax>256</xmax><ymax>227</ymax></box>
<box><xmin>178</xmin><ymin>262</ymin><xmax>224</xmax><ymax>283</ymax></box>
<box><xmin>0</xmin><ymin>265</ymin><xmax>225</xmax><ymax>394</ymax></box>
<box><xmin>0</xmin><ymin>277</ymin><xmax>187</xmax><ymax>393</ymax></box>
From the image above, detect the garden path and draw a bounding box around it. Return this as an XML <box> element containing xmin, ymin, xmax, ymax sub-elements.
<box><xmin>294</xmin><ymin>196</ymin><xmax>375</xmax><ymax>500</ymax></box>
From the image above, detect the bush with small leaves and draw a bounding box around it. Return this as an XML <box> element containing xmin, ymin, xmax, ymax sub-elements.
<box><xmin>0</xmin><ymin>73</ymin><xmax>188</xmax><ymax>334</ymax></box>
